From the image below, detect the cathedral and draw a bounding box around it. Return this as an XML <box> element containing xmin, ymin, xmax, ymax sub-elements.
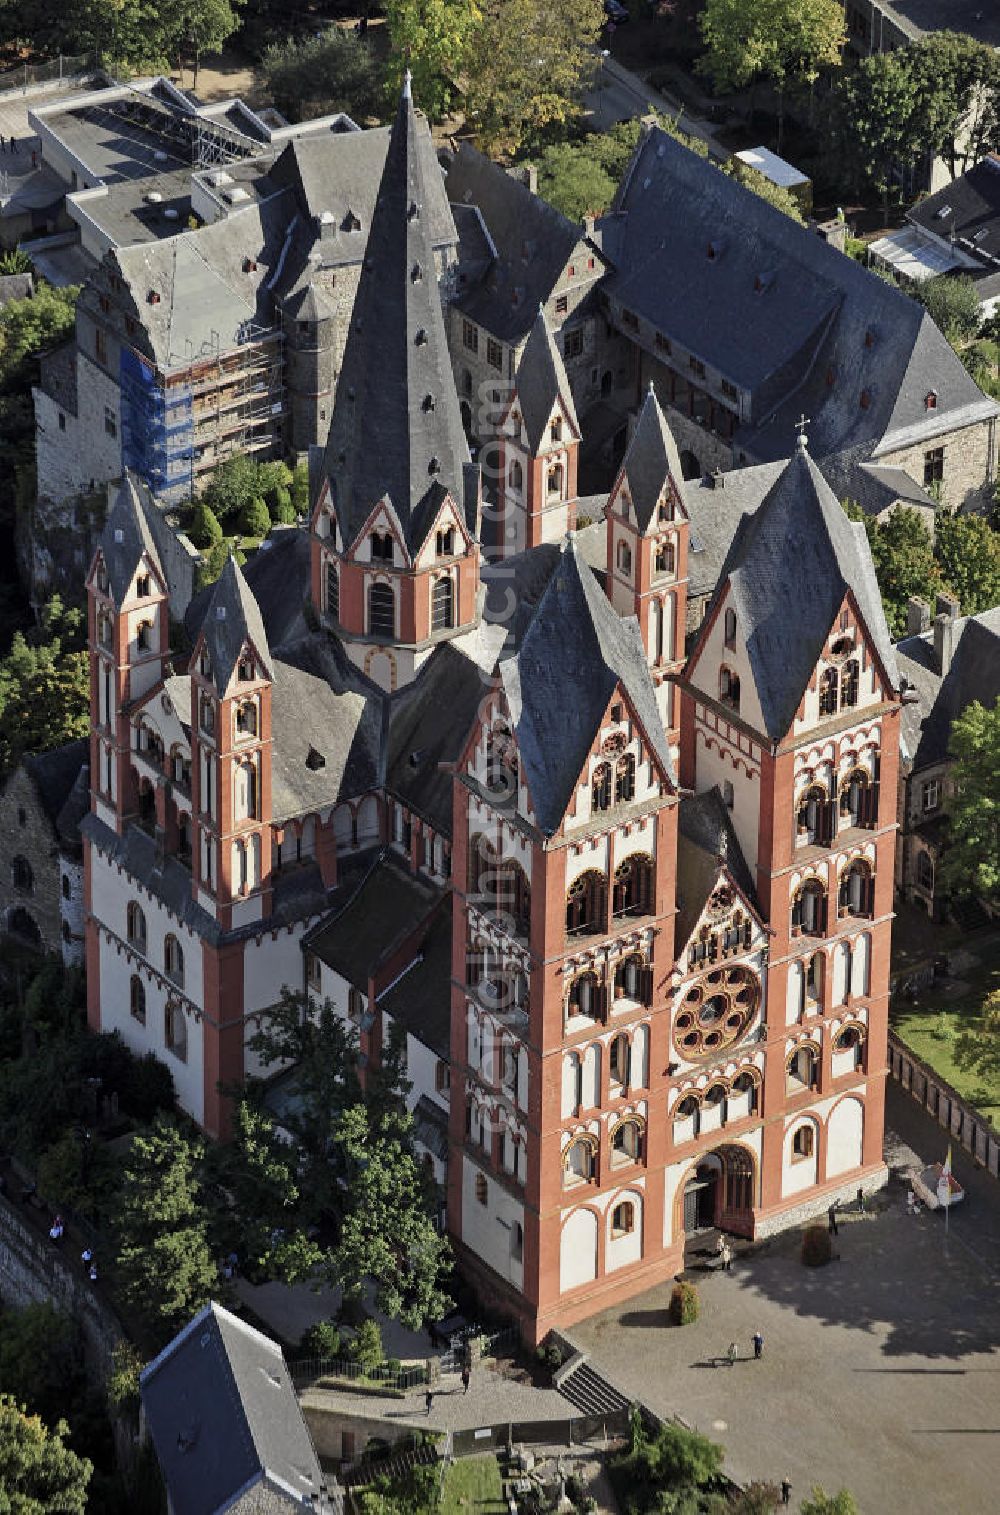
<box><xmin>82</xmin><ymin>80</ymin><xmax>900</xmax><ymax>1342</ymax></box>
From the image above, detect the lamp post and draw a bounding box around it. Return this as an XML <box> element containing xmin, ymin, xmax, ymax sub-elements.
<box><xmin>599</xmin><ymin>49</ymin><xmax>611</xmax><ymax>131</ymax></box>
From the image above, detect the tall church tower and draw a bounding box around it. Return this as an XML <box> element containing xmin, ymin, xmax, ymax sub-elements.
<box><xmin>497</xmin><ymin>308</ymin><xmax>581</xmax><ymax>556</ymax></box>
<box><xmin>86</xmin><ymin>474</ymin><xmax>170</xmax><ymax>836</ymax></box>
<box><xmin>604</xmin><ymin>385</ymin><xmax>689</xmax><ymax>756</ymax></box>
<box><xmin>188</xmin><ymin>555</ymin><xmax>274</xmax><ymax>932</ymax></box>
<box><xmin>448</xmin><ymin>538</ymin><xmax>681</xmax><ymax>1342</ymax></box>
<box><xmin>680</xmin><ymin>437</ymin><xmax>901</xmax><ymax>1233</ymax></box>
<box><xmin>310</xmin><ymin>74</ymin><xmax>481</xmax><ymax>693</ymax></box>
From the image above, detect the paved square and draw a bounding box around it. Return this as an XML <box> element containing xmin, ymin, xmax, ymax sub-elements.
<box><xmin>574</xmin><ymin>1094</ymin><xmax>1000</xmax><ymax>1514</ymax></box>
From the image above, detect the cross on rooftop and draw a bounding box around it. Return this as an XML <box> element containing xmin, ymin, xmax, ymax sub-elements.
<box><xmin>795</xmin><ymin>414</ymin><xmax>811</xmax><ymax>451</ymax></box>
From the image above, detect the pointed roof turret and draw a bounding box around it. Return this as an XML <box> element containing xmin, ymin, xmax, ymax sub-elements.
<box><xmin>96</xmin><ymin>471</ymin><xmax>163</xmax><ymax>602</ymax></box>
<box><xmin>500</xmin><ymin>535</ymin><xmax>674</xmax><ymax>835</ymax></box>
<box><xmin>199</xmin><ymin>553</ymin><xmax>273</xmax><ymax>693</ymax></box>
<box><xmin>513</xmin><ymin>306</ymin><xmax>580</xmax><ymax>453</ymax></box>
<box><xmin>713</xmin><ymin>446</ymin><xmax>899</xmax><ymax>739</ymax></box>
<box><xmin>322</xmin><ymin>79</ymin><xmax>470</xmax><ymax>554</ymax></box>
<box><xmin>618</xmin><ymin>385</ymin><xmax>685</xmax><ymax>531</ymax></box>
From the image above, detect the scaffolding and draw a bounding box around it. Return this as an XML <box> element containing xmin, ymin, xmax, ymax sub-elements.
<box><xmin>119</xmin><ymin>331</ymin><xmax>285</xmax><ymax>505</ymax></box>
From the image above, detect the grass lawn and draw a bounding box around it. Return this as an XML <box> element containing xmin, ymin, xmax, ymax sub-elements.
<box><xmin>892</xmin><ymin>937</ymin><xmax>1000</xmax><ymax>1122</ymax></box>
<box><xmin>439</xmin><ymin>1454</ymin><xmax>506</xmax><ymax>1515</ymax></box>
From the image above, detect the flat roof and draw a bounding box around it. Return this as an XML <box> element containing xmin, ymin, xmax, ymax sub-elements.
<box><xmin>69</xmin><ymin>168</ymin><xmax>194</xmax><ymax>246</ymax></box>
<box><xmin>734</xmin><ymin>146</ymin><xmax>809</xmax><ymax>190</ymax></box>
<box><xmin>869</xmin><ymin>226</ymin><xmax>963</xmax><ymax>282</ymax></box>
<box><xmin>871</xmin><ymin>0</ymin><xmax>1000</xmax><ymax>47</ymax></box>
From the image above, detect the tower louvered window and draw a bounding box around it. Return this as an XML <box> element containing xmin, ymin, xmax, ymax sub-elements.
<box><xmin>326</xmin><ymin>560</ymin><xmax>339</xmax><ymax>621</ymax></box>
<box><xmin>369</xmin><ymin>581</ymin><xmax>395</xmax><ymax>638</ymax></box>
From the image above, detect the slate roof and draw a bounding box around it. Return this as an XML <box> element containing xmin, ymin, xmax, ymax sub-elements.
<box><xmin>909</xmin><ymin>156</ymin><xmax>1000</xmax><ymax>267</ymax></box>
<box><xmin>675</xmin><ymin>787</ymin><xmax>760</xmax><ymax>953</ymax></box>
<box><xmin>500</xmin><ymin>534</ymin><xmax>674</xmax><ymax>836</ymax></box>
<box><xmin>269</xmin><ymin>646</ymin><xmax>386</xmax><ymax>821</ymax></box>
<box><xmin>54</xmin><ymin>757</ymin><xmax>91</xmax><ymax>857</ymax></box>
<box><xmin>304</xmin><ymin>850</ymin><xmax>442</xmax><ymax>987</ymax></box>
<box><xmin>387</xmin><ymin>641</ymin><xmax>494</xmax><ymax>833</ymax></box>
<box><xmin>376</xmin><ymin>896</ymin><xmax>453</xmax><ymax>1061</ymax></box>
<box><xmin>446</xmin><ymin>144</ymin><xmax>585</xmax><ymax>343</ymax></box>
<box><xmin>684</xmin><ymin>462</ymin><xmax>785</xmax><ymax>603</ymax></box>
<box><xmin>97</xmin><ymin>472</ymin><xmax>164</xmax><ymax>603</ymax></box>
<box><xmin>617</xmin><ymin>384</ymin><xmax>686</xmax><ymax>532</ymax></box>
<box><xmin>198</xmin><ymin>553</ymin><xmax>273</xmax><ymax>693</ymax></box>
<box><xmin>321</xmin><ymin>80</ymin><xmax>472</xmax><ymax>554</ymax></box>
<box><xmin>707</xmin><ymin>444</ymin><xmax>899</xmax><ymax>740</ymax></box>
<box><xmin>514</xmin><ymin>307</ymin><xmax>580</xmax><ymax>453</ymax></box>
<box><xmin>603</xmin><ymin>127</ymin><xmax>998</xmax><ymax>465</ymax></box>
<box><xmin>896</xmin><ymin>607</ymin><xmax>1000</xmax><ymax>770</ymax></box>
<box><xmin>22</xmin><ymin>738</ymin><xmax>89</xmax><ymax>834</ymax></box>
<box><xmin>140</xmin><ymin>1301</ymin><xmax>323</xmax><ymax>1515</ymax></box>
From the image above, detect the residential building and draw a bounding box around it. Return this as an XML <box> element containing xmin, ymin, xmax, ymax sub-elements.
<box><xmin>82</xmin><ymin>81</ymin><xmax>901</xmax><ymax>1343</ymax></box>
<box><xmin>844</xmin><ymin>1</ymin><xmax>1000</xmax><ymax>57</ymax></box>
<box><xmin>894</xmin><ymin>597</ymin><xmax>1000</xmax><ymax>921</ymax></box>
<box><xmin>872</xmin><ymin>154</ymin><xmax>1000</xmax><ymax>312</ymax></box>
<box><xmin>0</xmin><ymin>737</ymin><xmax>88</xmax><ymax>962</ymax></box>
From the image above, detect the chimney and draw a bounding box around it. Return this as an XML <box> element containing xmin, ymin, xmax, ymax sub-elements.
<box><xmin>582</xmin><ymin>214</ymin><xmax>596</xmax><ymax>237</ymax></box>
<box><xmin>905</xmin><ymin>597</ymin><xmax>930</xmax><ymax>637</ymax></box>
<box><xmin>932</xmin><ymin>592</ymin><xmax>961</xmax><ymax>675</ymax></box>
<box><xmin>508</xmin><ymin>164</ymin><xmax>537</xmax><ymax>194</ymax></box>
<box><xmin>707</xmin><ymin>467</ymin><xmax>725</xmax><ymax>490</ymax></box>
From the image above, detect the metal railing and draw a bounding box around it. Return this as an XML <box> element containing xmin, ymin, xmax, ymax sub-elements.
<box><xmin>289</xmin><ymin>1354</ymin><xmax>428</xmax><ymax>1392</ymax></box>
<box><xmin>0</xmin><ymin>53</ymin><xmax>96</xmax><ymax>96</ymax></box>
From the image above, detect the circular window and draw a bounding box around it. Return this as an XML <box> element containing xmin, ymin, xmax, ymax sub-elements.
<box><xmin>673</xmin><ymin>965</ymin><xmax>761</xmax><ymax>1060</ymax></box>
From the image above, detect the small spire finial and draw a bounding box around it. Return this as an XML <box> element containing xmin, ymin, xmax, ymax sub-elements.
<box><xmin>795</xmin><ymin>413</ymin><xmax>811</xmax><ymax>452</ymax></box>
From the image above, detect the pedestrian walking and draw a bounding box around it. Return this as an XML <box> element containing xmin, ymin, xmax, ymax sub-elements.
<box><xmin>0</xmin><ymin>136</ymin><xmax>6</xmax><ymax>153</ymax></box>
<box><xmin>461</xmin><ymin>1366</ymin><xmax>470</xmax><ymax>1394</ymax></box>
<box><xmin>828</xmin><ymin>1203</ymin><xmax>839</xmax><ymax>1236</ymax></box>
<box><xmin>88</xmin><ymin>1260</ymin><xmax>98</xmax><ymax>1282</ymax></box>
<box><xmin>425</xmin><ymin>1389</ymin><xmax>434</xmax><ymax>1415</ymax></box>
<box><xmin>753</xmin><ymin>1331</ymin><xmax>763</xmax><ymax>1360</ymax></box>
<box><xmin>727</xmin><ymin>1341</ymin><xmax>738</xmax><ymax>1367</ymax></box>
<box><xmin>781</xmin><ymin>1478</ymin><xmax>792</xmax><ymax>1505</ymax></box>
<box><xmin>719</xmin><ymin>1238</ymin><xmax>733</xmax><ymax>1272</ymax></box>
<box><xmin>49</xmin><ymin>1215</ymin><xmax>64</xmax><ymax>1245</ymax></box>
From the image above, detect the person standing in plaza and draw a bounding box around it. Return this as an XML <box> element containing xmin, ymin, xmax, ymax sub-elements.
<box><xmin>753</xmin><ymin>1331</ymin><xmax>763</xmax><ymax>1360</ymax></box>
<box><xmin>727</xmin><ymin>1341</ymin><xmax>738</xmax><ymax>1367</ymax></box>
<box><xmin>828</xmin><ymin>1203</ymin><xmax>839</xmax><ymax>1236</ymax></box>
<box><xmin>461</xmin><ymin>1365</ymin><xmax>470</xmax><ymax>1394</ymax></box>
<box><xmin>781</xmin><ymin>1478</ymin><xmax>792</xmax><ymax>1505</ymax></box>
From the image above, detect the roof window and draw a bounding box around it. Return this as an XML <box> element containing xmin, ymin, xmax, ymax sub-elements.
<box><xmin>305</xmin><ymin>747</ymin><xmax>326</xmax><ymax>771</ymax></box>
<box><xmin>147</xmin><ymin>289</ymin><xmax>160</xmax><ymax>304</ymax></box>
<box><xmin>925</xmin><ymin>390</ymin><xmax>937</xmax><ymax>410</ymax></box>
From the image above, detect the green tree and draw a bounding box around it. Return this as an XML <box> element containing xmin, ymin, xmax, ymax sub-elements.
<box><xmin>724</xmin><ymin>160</ymin><xmax>805</xmax><ymax>222</ymax></box>
<box><xmin>731</xmin><ymin>1483</ymin><xmax>781</xmax><ymax>1514</ymax></box>
<box><xmin>914</xmin><ymin>275</ymin><xmax>981</xmax><ymax>348</ymax></box>
<box><xmin>955</xmin><ymin>986</ymin><xmax>1000</xmax><ymax>1085</ymax></box>
<box><xmin>256</xmin><ymin>29</ymin><xmax>384</xmax><ymax>124</ymax></box>
<box><xmin>908</xmin><ymin>32</ymin><xmax>1000</xmax><ymax>180</ymax></box>
<box><xmin>699</xmin><ymin>0</ymin><xmax>845</xmax><ymax>149</ymax></box>
<box><xmin>800</xmin><ymin>1489</ymin><xmax>859</xmax><ymax>1515</ymax></box>
<box><xmin>270</xmin><ymin>485</ymin><xmax>295</xmax><ymax>524</ymax></box>
<box><xmin>942</xmin><ymin>697</ymin><xmax>1000</xmax><ymax>902</ymax></box>
<box><xmin>844</xmin><ymin>503</ymin><xmax>943</xmax><ymax>638</ymax></box>
<box><xmin>112</xmin><ymin>1116</ymin><xmax>218</xmax><ymax>1342</ymax></box>
<box><xmin>466</xmin><ymin>0</ymin><xmax>604</xmax><ymax>158</ymax></box>
<box><xmin>242</xmin><ymin>495</ymin><xmax>271</xmax><ymax>538</ymax></box>
<box><xmin>385</xmin><ymin>0</ymin><xmax>481</xmax><ymax>121</ymax></box>
<box><xmin>535</xmin><ymin>142</ymin><xmax>617</xmax><ymax>219</ymax></box>
<box><xmin>291</xmin><ymin>461</ymin><xmax>311</xmax><ymax>516</ymax></box>
<box><xmin>162</xmin><ymin>0</ymin><xmax>243</xmax><ymax>88</ymax></box>
<box><xmin>0</xmin><ymin>248</ymin><xmax>32</xmax><ymax>275</ymax></box>
<box><xmin>189</xmin><ymin>499</ymin><xmax>224</xmax><ymax>548</ymax></box>
<box><xmin>0</xmin><ymin>1394</ymin><xmax>91</xmax><ymax>1515</ymax></box>
<box><xmin>0</xmin><ymin>1307</ymin><xmax>84</xmax><ymax>1436</ymax></box>
<box><xmin>833</xmin><ymin>50</ymin><xmax>923</xmax><ymax>213</ymax></box>
<box><xmin>0</xmin><ymin>596</ymin><xmax>88</xmax><ymax>781</ymax></box>
<box><xmin>933</xmin><ymin>513</ymin><xmax>1000</xmax><ymax>616</ymax></box>
<box><xmin>216</xmin><ymin>1099</ymin><xmax>323</xmax><ymax>1283</ymax></box>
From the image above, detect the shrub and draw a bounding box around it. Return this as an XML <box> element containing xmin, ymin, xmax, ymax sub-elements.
<box><xmin>801</xmin><ymin>1224</ymin><xmax>833</xmax><ymax>1267</ymax></box>
<box><xmin>349</xmin><ymin>1318</ymin><xmax>384</xmax><ymax>1371</ymax></box>
<box><xmin>189</xmin><ymin>500</ymin><xmax>223</xmax><ymax>548</ymax></box>
<box><xmin>291</xmin><ymin>460</ymin><xmax>310</xmax><ymax>515</ymax></box>
<box><xmin>669</xmin><ymin>1281</ymin><xmax>699</xmax><ymax>1325</ymax></box>
<box><xmin>269</xmin><ymin>485</ymin><xmax>294</xmax><ymax>523</ymax></box>
<box><xmin>242</xmin><ymin>496</ymin><xmax>271</xmax><ymax>537</ymax></box>
<box><xmin>300</xmin><ymin>1319</ymin><xmax>342</xmax><ymax>1359</ymax></box>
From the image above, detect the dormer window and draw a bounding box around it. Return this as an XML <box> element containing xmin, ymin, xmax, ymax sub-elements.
<box><xmin>657</xmin><ymin>499</ymin><xmax>673</xmax><ymax>524</ymax></box>
<box><xmin>136</xmin><ymin>573</ymin><xmax>151</xmax><ymax>598</ymax></box>
<box><xmin>238</xmin><ymin>655</ymin><xmax>254</xmax><ymax>682</ymax></box>
<box><xmin>550</xmin><ymin>416</ymin><xmax>563</xmax><ymax>443</ymax></box>
<box><xmin>370</xmin><ymin>530</ymin><xmax>394</xmax><ymax>563</ymax></box>
<box><xmin>925</xmin><ymin>390</ymin><xmax>937</xmax><ymax>411</ymax></box>
<box><xmin>436</xmin><ymin>527</ymin><xmax>455</xmax><ymax>557</ymax></box>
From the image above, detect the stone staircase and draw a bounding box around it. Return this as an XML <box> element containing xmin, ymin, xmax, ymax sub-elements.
<box><xmin>554</xmin><ymin>1351</ymin><xmax>631</xmax><ymax>1417</ymax></box>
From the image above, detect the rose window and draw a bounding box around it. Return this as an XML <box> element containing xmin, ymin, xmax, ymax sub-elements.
<box><xmin>673</xmin><ymin>965</ymin><xmax>760</xmax><ymax>1059</ymax></box>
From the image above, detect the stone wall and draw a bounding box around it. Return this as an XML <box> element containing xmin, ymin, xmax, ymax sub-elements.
<box><xmin>0</xmin><ymin>767</ymin><xmax>62</xmax><ymax>953</ymax></box>
<box><xmin>752</xmin><ymin>1166</ymin><xmax>888</xmax><ymax>1238</ymax></box>
<box><xmin>0</xmin><ymin>1191</ymin><xmax>123</xmax><ymax>1378</ymax></box>
<box><xmin>878</xmin><ymin>416</ymin><xmax>997</xmax><ymax>513</ymax></box>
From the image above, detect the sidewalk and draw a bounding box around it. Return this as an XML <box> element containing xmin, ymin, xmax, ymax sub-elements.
<box><xmin>582</xmin><ymin>53</ymin><xmax>730</xmax><ymax>162</ymax></box>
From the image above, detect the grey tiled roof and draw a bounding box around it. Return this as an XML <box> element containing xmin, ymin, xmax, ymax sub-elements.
<box><xmin>675</xmin><ymin>787</ymin><xmax>760</xmax><ymax>953</ymax></box>
<box><xmin>604</xmin><ymin>127</ymin><xmax>998</xmax><ymax>466</ymax></box>
<box><xmin>23</xmin><ymin>738</ymin><xmax>88</xmax><ymax>832</ymax></box>
<box><xmin>684</xmin><ymin>462</ymin><xmax>785</xmax><ymax>603</ymax></box>
<box><xmin>321</xmin><ymin>83</ymin><xmax>471</xmax><ymax>554</ymax></box>
<box><xmin>500</xmin><ymin>535</ymin><xmax>675</xmax><ymax>836</ymax></box>
<box><xmin>514</xmin><ymin>306</ymin><xmax>580</xmax><ymax>453</ymax></box>
<box><xmin>141</xmin><ymin>1301</ymin><xmax>323</xmax><ymax>1515</ymax></box>
<box><xmin>98</xmin><ymin>472</ymin><xmax>164</xmax><ymax>603</ymax></box>
<box><xmin>377</xmin><ymin>898</ymin><xmax>453</xmax><ymax>1061</ymax></box>
<box><xmin>446</xmin><ymin>144</ymin><xmax>584</xmax><ymax>343</ymax></box>
<box><xmin>617</xmin><ymin>384</ymin><xmax>686</xmax><ymax>532</ymax></box>
<box><xmin>896</xmin><ymin>606</ymin><xmax>1000</xmax><ymax>769</ymax></box>
<box><xmin>198</xmin><ymin>553</ymin><xmax>273</xmax><ymax>693</ymax></box>
<box><xmin>908</xmin><ymin>155</ymin><xmax>1000</xmax><ymax>265</ymax></box>
<box><xmin>709</xmin><ymin>445</ymin><xmax>899</xmax><ymax>740</ymax></box>
<box><xmin>387</xmin><ymin>641</ymin><xmax>493</xmax><ymax>833</ymax></box>
<box><xmin>304</xmin><ymin>849</ymin><xmax>442</xmax><ymax>988</ymax></box>
<box><xmin>268</xmin><ymin>644</ymin><xmax>386</xmax><ymax>821</ymax></box>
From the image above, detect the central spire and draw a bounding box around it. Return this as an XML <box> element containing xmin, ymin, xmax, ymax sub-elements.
<box><xmin>322</xmin><ymin>79</ymin><xmax>471</xmax><ymax>554</ymax></box>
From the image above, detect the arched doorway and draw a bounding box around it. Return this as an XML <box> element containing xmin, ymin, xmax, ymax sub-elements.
<box><xmin>682</xmin><ymin>1144</ymin><xmax>756</xmax><ymax>1238</ymax></box>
